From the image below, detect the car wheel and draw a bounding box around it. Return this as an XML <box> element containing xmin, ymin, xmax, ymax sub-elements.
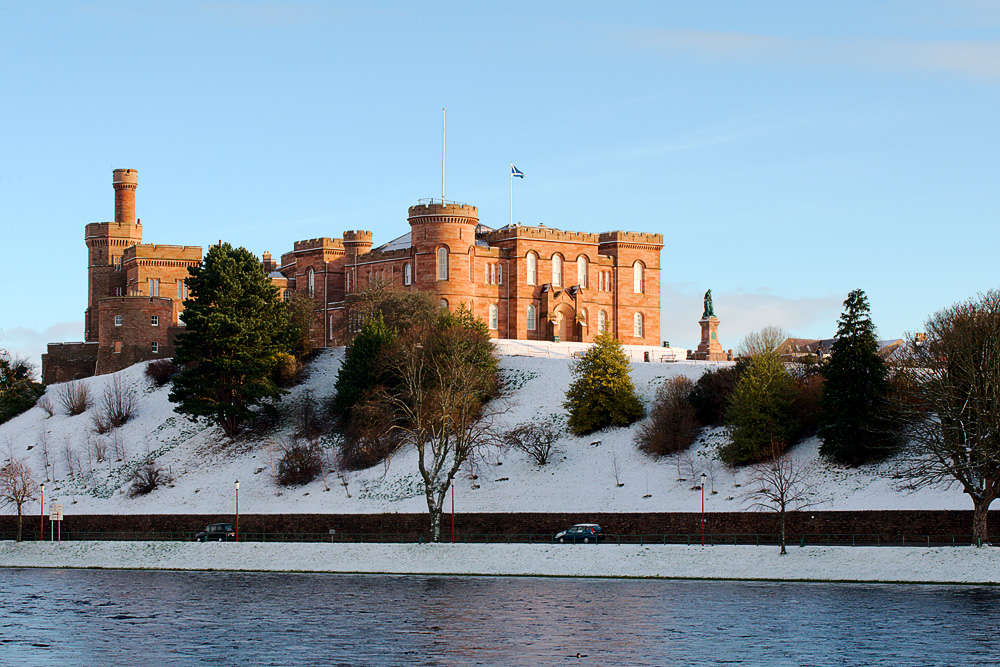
<box><xmin>218</xmin><ymin>538</ymin><xmax>222</xmax><ymax>542</ymax></box>
<box><xmin>559</xmin><ymin>538</ymin><xmax>565</xmax><ymax>543</ymax></box>
<box><xmin>584</xmin><ymin>538</ymin><xmax>590</xmax><ymax>544</ymax></box>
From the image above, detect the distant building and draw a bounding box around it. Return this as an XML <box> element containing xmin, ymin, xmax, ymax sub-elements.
<box><xmin>43</xmin><ymin>170</ymin><xmax>664</xmax><ymax>383</ymax></box>
<box><xmin>777</xmin><ymin>337</ymin><xmax>907</xmax><ymax>363</ymax></box>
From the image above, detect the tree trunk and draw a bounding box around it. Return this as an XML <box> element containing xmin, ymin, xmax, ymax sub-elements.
<box><xmin>427</xmin><ymin>488</ymin><xmax>444</xmax><ymax>542</ymax></box>
<box><xmin>779</xmin><ymin>509</ymin><xmax>786</xmax><ymax>555</ymax></box>
<box><xmin>16</xmin><ymin>510</ymin><xmax>22</xmax><ymax>543</ymax></box>
<box><xmin>973</xmin><ymin>498</ymin><xmax>991</xmax><ymax>545</ymax></box>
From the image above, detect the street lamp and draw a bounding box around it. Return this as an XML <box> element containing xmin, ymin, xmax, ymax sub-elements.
<box><xmin>39</xmin><ymin>483</ymin><xmax>45</xmax><ymax>542</ymax></box>
<box><xmin>235</xmin><ymin>480</ymin><xmax>240</xmax><ymax>542</ymax></box>
<box><xmin>700</xmin><ymin>473</ymin><xmax>707</xmax><ymax>546</ymax></box>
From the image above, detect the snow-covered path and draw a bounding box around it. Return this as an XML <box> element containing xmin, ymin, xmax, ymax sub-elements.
<box><xmin>2</xmin><ymin>541</ymin><xmax>998</xmax><ymax>584</ymax></box>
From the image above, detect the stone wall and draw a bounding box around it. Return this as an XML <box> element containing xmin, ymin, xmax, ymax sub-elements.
<box><xmin>40</xmin><ymin>342</ymin><xmax>99</xmax><ymax>385</ymax></box>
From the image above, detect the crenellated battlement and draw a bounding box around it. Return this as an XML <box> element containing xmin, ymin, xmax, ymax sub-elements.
<box><xmin>598</xmin><ymin>231</ymin><xmax>663</xmax><ymax>247</ymax></box>
<box><xmin>343</xmin><ymin>230</ymin><xmax>373</xmax><ymax>244</ymax></box>
<box><xmin>407</xmin><ymin>202</ymin><xmax>479</xmax><ymax>225</ymax></box>
<box><xmin>481</xmin><ymin>225</ymin><xmax>600</xmax><ymax>245</ymax></box>
<box><xmin>85</xmin><ymin>221</ymin><xmax>143</xmax><ymax>241</ymax></box>
<box><xmin>293</xmin><ymin>237</ymin><xmax>344</xmax><ymax>252</ymax></box>
<box><xmin>359</xmin><ymin>247</ymin><xmax>410</xmax><ymax>263</ymax></box>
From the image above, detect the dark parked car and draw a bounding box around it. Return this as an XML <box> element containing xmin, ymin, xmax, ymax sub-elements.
<box><xmin>195</xmin><ymin>523</ymin><xmax>236</xmax><ymax>542</ymax></box>
<box><xmin>555</xmin><ymin>524</ymin><xmax>604</xmax><ymax>544</ymax></box>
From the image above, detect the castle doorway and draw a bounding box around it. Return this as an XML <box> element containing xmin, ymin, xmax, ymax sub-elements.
<box><xmin>554</xmin><ymin>304</ymin><xmax>575</xmax><ymax>342</ymax></box>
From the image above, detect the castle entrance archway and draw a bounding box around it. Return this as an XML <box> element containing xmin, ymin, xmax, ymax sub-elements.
<box><xmin>554</xmin><ymin>304</ymin><xmax>575</xmax><ymax>342</ymax></box>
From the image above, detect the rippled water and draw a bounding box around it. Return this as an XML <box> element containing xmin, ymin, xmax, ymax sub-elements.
<box><xmin>2</xmin><ymin>568</ymin><xmax>998</xmax><ymax>666</ymax></box>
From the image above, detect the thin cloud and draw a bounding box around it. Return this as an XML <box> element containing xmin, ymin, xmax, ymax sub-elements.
<box><xmin>2</xmin><ymin>322</ymin><xmax>85</xmax><ymax>374</ymax></box>
<box><xmin>618</xmin><ymin>27</ymin><xmax>1000</xmax><ymax>82</ymax></box>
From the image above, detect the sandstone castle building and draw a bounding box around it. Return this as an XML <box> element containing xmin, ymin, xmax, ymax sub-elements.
<box><xmin>43</xmin><ymin>170</ymin><xmax>663</xmax><ymax>383</ymax></box>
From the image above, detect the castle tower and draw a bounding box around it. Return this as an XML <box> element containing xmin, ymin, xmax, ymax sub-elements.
<box><xmin>343</xmin><ymin>230</ymin><xmax>373</xmax><ymax>259</ymax></box>
<box><xmin>84</xmin><ymin>169</ymin><xmax>143</xmax><ymax>341</ymax></box>
<box><xmin>407</xmin><ymin>202</ymin><xmax>478</xmax><ymax>301</ymax></box>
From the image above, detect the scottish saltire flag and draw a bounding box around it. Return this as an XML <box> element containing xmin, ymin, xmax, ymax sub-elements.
<box><xmin>511</xmin><ymin>165</ymin><xmax>525</xmax><ymax>178</ymax></box>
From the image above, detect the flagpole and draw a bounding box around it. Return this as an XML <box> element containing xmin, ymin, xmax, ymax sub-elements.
<box><xmin>441</xmin><ymin>108</ymin><xmax>445</xmax><ymax>204</ymax></box>
<box><xmin>510</xmin><ymin>162</ymin><xmax>513</xmax><ymax>227</ymax></box>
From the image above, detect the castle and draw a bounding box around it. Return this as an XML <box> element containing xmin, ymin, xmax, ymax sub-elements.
<box><xmin>42</xmin><ymin>170</ymin><xmax>663</xmax><ymax>384</ymax></box>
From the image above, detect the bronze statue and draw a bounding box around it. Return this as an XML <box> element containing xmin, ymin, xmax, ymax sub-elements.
<box><xmin>703</xmin><ymin>289</ymin><xmax>715</xmax><ymax>319</ymax></box>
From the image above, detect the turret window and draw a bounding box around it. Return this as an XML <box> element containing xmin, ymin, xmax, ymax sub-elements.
<box><xmin>114</xmin><ymin>315</ymin><xmax>123</xmax><ymax>327</ymax></box>
<box><xmin>577</xmin><ymin>256</ymin><xmax>587</xmax><ymax>288</ymax></box>
<box><xmin>489</xmin><ymin>304</ymin><xmax>498</xmax><ymax>330</ymax></box>
<box><xmin>633</xmin><ymin>261</ymin><xmax>644</xmax><ymax>294</ymax></box>
<box><xmin>527</xmin><ymin>305</ymin><xmax>537</xmax><ymax>331</ymax></box>
<box><xmin>634</xmin><ymin>312</ymin><xmax>644</xmax><ymax>338</ymax></box>
<box><xmin>437</xmin><ymin>247</ymin><xmax>449</xmax><ymax>281</ymax></box>
<box><xmin>307</xmin><ymin>268</ymin><xmax>315</xmax><ymax>296</ymax></box>
<box><xmin>151</xmin><ymin>315</ymin><xmax>159</xmax><ymax>327</ymax></box>
<box><xmin>403</xmin><ymin>262</ymin><xmax>412</xmax><ymax>285</ymax></box>
<box><xmin>526</xmin><ymin>252</ymin><xmax>537</xmax><ymax>285</ymax></box>
<box><xmin>552</xmin><ymin>254</ymin><xmax>562</xmax><ymax>287</ymax></box>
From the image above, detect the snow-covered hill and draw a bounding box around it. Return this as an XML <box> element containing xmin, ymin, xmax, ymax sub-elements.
<box><xmin>0</xmin><ymin>351</ymin><xmax>969</xmax><ymax>516</ymax></box>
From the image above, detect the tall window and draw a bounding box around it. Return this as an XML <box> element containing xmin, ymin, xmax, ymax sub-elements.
<box><xmin>489</xmin><ymin>304</ymin><xmax>498</xmax><ymax>330</ymax></box>
<box><xmin>527</xmin><ymin>305</ymin><xmax>537</xmax><ymax>331</ymax></box>
<box><xmin>633</xmin><ymin>261</ymin><xmax>644</xmax><ymax>293</ymax></box>
<box><xmin>148</xmin><ymin>278</ymin><xmax>159</xmax><ymax>296</ymax></box>
<box><xmin>403</xmin><ymin>262</ymin><xmax>412</xmax><ymax>285</ymax></box>
<box><xmin>437</xmin><ymin>247</ymin><xmax>449</xmax><ymax>281</ymax></box>
<box><xmin>577</xmin><ymin>256</ymin><xmax>587</xmax><ymax>287</ymax></box>
<box><xmin>498</xmin><ymin>264</ymin><xmax>502</xmax><ymax>285</ymax></box>
<box><xmin>307</xmin><ymin>267</ymin><xmax>315</xmax><ymax>296</ymax></box>
<box><xmin>177</xmin><ymin>281</ymin><xmax>187</xmax><ymax>299</ymax></box>
<box><xmin>634</xmin><ymin>312</ymin><xmax>644</xmax><ymax>338</ymax></box>
<box><xmin>114</xmin><ymin>256</ymin><xmax>122</xmax><ymax>271</ymax></box>
<box><xmin>526</xmin><ymin>252</ymin><xmax>537</xmax><ymax>285</ymax></box>
<box><xmin>114</xmin><ymin>286</ymin><xmax>123</xmax><ymax>297</ymax></box>
<box><xmin>598</xmin><ymin>310</ymin><xmax>606</xmax><ymax>334</ymax></box>
<box><xmin>151</xmin><ymin>341</ymin><xmax>159</xmax><ymax>354</ymax></box>
<box><xmin>151</xmin><ymin>315</ymin><xmax>159</xmax><ymax>327</ymax></box>
<box><xmin>552</xmin><ymin>254</ymin><xmax>562</xmax><ymax>287</ymax></box>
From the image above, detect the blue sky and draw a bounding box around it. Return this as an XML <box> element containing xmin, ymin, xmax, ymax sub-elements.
<box><xmin>3</xmin><ymin>1</ymin><xmax>999</xmax><ymax>367</ymax></box>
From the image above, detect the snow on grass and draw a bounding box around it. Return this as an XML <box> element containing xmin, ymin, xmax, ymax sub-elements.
<box><xmin>0</xmin><ymin>349</ymin><xmax>971</xmax><ymax>517</ymax></box>
<box><xmin>1</xmin><ymin>541</ymin><xmax>998</xmax><ymax>584</ymax></box>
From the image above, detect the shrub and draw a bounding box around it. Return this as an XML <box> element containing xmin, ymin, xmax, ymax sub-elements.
<box><xmin>145</xmin><ymin>359</ymin><xmax>178</xmax><ymax>387</ymax></box>
<box><xmin>688</xmin><ymin>365</ymin><xmax>740</xmax><ymax>427</ymax></box>
<box><xmin>721</xmin><ymin>352</ymin><xmax>797</xmax><ymax>466</ymax></box>
<box><xmin>58</xmin><ymin>381</ymin><xmax>91</xmax><ymax>416</ymax></box>
<box><xmin>636</xmin><ymin>377</ymin><xmax>699</xmax><ymax>457</ymax></box>
<box><xmin>505</xmin><ymin>415</ymin><xmax>564</xmax><ymax>465</ymax></box>
<box><xmin>293</xmin><ymin>390</ymin><xmax>328</xmax><ymax>441</ymax></box>
<box><xmin>337</xmin><ymin>396</ymin><xmax>404</xmax><ymax>470</ymax></box>
<box><xmin>37</xmin><ymin>395</ymin><xmax>54</xmax><ymax>418</ymax></box>
<box><xmin>0</xmin><ymin>382</ymin><xmax>44</xmax><ymax>424</ymax></box>
<box><xmin>564</xmin><ymin>334</ymin><xmax>644</xmax><ymax>435</ymax></box>
<box><xmin>94</xmin><ymin>374</ymin><xmax>137</xmax><ymax>430</ymax></box>
<box><xmin>273</xmin><ymin>352</ymin><xmax>302</xmax><ymax>388</ymax></box>
<box><xmin>790</xmin><ymin>372</ymin><xmax>824</xmax><ymax>440</ymax></box>
<box><xmin>276</xmin><ymin>438</ymin><xmax>324</xmax><ymax>486</ymax></box>
<box><xmin>129</xmin><ymin>461</ymin><xmax>169</xmax><ymax>497</ymax></box>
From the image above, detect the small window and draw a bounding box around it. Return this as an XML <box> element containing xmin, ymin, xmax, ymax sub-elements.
<box><xmin>151</xmin><ymin>315</ymin><xmax>159</xmax><ymax>327</ymax></box>
<box><xmin>489</xmin><ymin>304</ymin><xmax>498</xmax><ymax>330</ymax></box>
<box><xmin>526</xmin><ymin>252</ymin><xmax>537</xmax><ymax>285</ymax></box>
<box><xmin>114</xmin><ymin>314</ymin><xmax>123</xmax><ymax>327</ymax></box>
<box><xmin>552</xmin><ymin>254</ymin><xmax>562</xmax><ymax>287</ymax></box>
<box><xmin>633</xmin><ymin>261</ymin><xmax>644</xmax><ymax>294</ymax></box>
<box><xmin>527</xmin><ymin>305</ymin><xmax>537</xmax><ymax>331</ymax></box>
<box><xmin>283</xmin><ymin>290</ymin><xmax>291</xmax><ymax>302</ymax></box>
<box><xmin>497</xmin><ymin>264</ymin><xmax>502</xmax><ymax>285</ymax></box>
<box><xmin>403</xmin><ymin>262</ymin><xmax>412</xmax><ymax>286</ymax></box>
<box><xmin>598</xmin><ymin>310</ymin><xmax>607</xmax><ymax>335</ymax></box>
<box><xmin>439</xmin><ymin>299</ymin><xmax>448</xmax><ymax>310</ymax></box>
<box><xmin>114</xmin><ymin>256</ymin><xmax>122</xmax><ymax>271</ymax></box>
<box><xmin>634</xmin><ymin>312</ymin><xmax>644</xmax><ymax>338</ymax></box>
<box><xmin>437</xmin><ymin>247</ymin><xmax>449</xmax><ymax>281</ymax></box>
<box><xmin>307</xmin><ymin>267</ymin><xmax>315</xmax><ymax>297</ymax></box>
<box><xmin>113</xmin><ymin>341</ymin><xmax>122</xmax><ymax>354</ymax></box>
<box><xmin>151</xmin><ymin>341</ymin><xmax>159</xmax><ymax>354</ymax></box>
<box><xmin>114</xmin><ymin>286</ymin><xmax>123</xmax><ymax>297</ymax></box>
<box><xmin>577</xmin><ymin>256</ymin><xmax>587</xmax><ymax>288</ymax></box>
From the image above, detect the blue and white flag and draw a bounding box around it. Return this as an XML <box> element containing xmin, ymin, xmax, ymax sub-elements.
<box><xmin>511</xmin><ymin>164</ymin><xmax>525</xmax><ymax>178</ymax></box>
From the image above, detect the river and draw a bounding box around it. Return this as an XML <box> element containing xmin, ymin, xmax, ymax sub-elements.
<box><xmin>2</xmin><ymin>568</ymin><xmax>997</xmax><ymax>666</ymax></box>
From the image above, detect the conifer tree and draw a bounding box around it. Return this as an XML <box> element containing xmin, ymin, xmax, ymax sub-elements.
<box><xmin>564</xmin><ymin>334</ymin><xmax>644</xmax><ymax>435</ymax></box>
<box><xmin>722</xmin><ymin>351</ymin><xmax>796</xmax><ymax>465</ymax></box>
<box><xmin>331</xmin><ymin>313</ymin><xmax>397</xmax><ymax>422</ymax></box>
<box><xmin>818</xmin><ymin>289</ymin><xmax>895</xmax><ymax>465</ymax></box>
<box><xmin>169</xmin><ymin>243</ymin><xmax>291</xmax><ymax>438</ymax></box>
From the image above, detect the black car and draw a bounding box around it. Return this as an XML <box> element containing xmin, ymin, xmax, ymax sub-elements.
<box><xmin>554</xmin><ymin>524</ymin><xmax>604</xmax><ymax>544</ymax></box>
<box><xmin>195</xmin><ymin>523</ymin><xmax>236</xmax><ymax>542</ymax></box>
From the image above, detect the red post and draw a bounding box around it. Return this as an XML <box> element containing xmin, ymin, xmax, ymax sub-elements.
<box><xmin>39</xmin><ymin>484</ymin><xmax>44</xmax><ymax>541</ymax></box>
<box><xmin>451</xmin><ymin>485</ymin><xmax>455</xmax><ymax>543</ymax></box>
<box><xmin>235</xmin><ymin>480</ymin><xmax>240</xmax><ymax>542</ymax></box>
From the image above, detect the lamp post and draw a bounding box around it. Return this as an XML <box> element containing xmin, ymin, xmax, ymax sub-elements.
<box><xmin>39</xmin><ymin>483</ymin><xmax>45</xmax><ymax>541</ymax></box>
<box><xmin>235</xmin><ymin>480</ymin><xmax>240</xmax><ymax>542</ymax></box>
<box><xmin>700</xmin><ymin>473</ymin><xmax>707</xmax><ymax>546</ymax></box>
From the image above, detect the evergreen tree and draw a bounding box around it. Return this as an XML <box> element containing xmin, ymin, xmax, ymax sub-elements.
<box><xmin>564</xmin><ymin>334</ymin><xmax>644</xmax><ymax>435</ymax></box>
<box><xmin>722</xmin><ymin>351</ymin><xmax>796</xmax><ymax>465</ymax></box>
<box><xmin>169</xmin><ymin>243</ymin><xmax>291</xmax><ymax>437</ymax></box>
<box><xmin>331</xmin><ymin>313</ymin><xmax>397</xmax><ymax>422</ymax></box>
<box><xmin>818</xmin><ymin>289</ymin><xmax>896</xmax><ymax>465</ymax></box>
<box><xmin>0</xmin><ymin>346</ymin><xmax>43</xmax><ymax>425</ymax></box>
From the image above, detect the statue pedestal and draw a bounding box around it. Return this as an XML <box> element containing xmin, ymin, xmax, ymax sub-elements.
<box><xmin>692</xmin><ymin>317</ymin><xmax>727</xmax><ymax>361</ymax></box>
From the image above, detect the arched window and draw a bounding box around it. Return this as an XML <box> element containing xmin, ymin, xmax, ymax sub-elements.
<box><xmin>526</xmin><ymin>252</ymin><xmax>537</xmax><ymax>285</ymax></box>
<box><xmin>346</xmin><ymin>272</ymin><xmax>351</xmax><ymax>292</ymax></box>
<box><xmin>489</xmin><ymin>304</ymin><xmax>498</xmax><ymax>330</ymax></box>
<box><xmin>439</xmin><ymin>299</ymin><xmax>448</xmax><ymax>310</ymax></box>
<box><xmin>634</xmin><ymin>312</ymin><xmax>644</xmax><ymax>338</ymax></box>
<box><xmin>527</xmin><ymin>305</ymin><xmax>537</xmax><ymax>331</ymax></box>
<box><xmin>633</xmin><ymin>261</ymin><xmax>644</xmax><ymax>293</ymax></box>
<box><xmin>598</xmin><ymin>310</ymin><xmax>607</xmax><ymax>335</ymax></box>
<box><xmin>577</xmin><ymin>256</ymin><xmax>587</xmax><ymax>288</ymax></box>
<box><xmin>552</xmin><ymin>254</ymin><xmax>562</xmax><ymax>287</ymax></box>
<box><xmin>307</xmin><ymin>267</ymin><xmax>315</xmax><ymax>297</ymax></box>
<box><xmin>497</xmin><ymin>264</ymin><xmax>502</xmax><ymax>285</ymax></box>
<box><xmin>403</xmin><ymin>262</ymin><xmax>412</xmax><ymax>285</ymax></box>
<box><xmin>437</xmin><ymin>246</ymin><xmax>449</xmax><ymax>281</ymax></box>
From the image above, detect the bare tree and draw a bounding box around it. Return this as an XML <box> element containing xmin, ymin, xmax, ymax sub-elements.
<box><xmin>110</xmin><ymin>430</ymin><xmax>126</xmax><ymax>462</ymax></box>
<box><xmin>37</xmin><ymin>395</ymin><xmax>54</xmax><ymax>418</ymax></box>
<box><xmin>98</xmin><ymin>374</ymin><xmax>138</xmax><ymax>428</ymax></box>
<box><xmin>683</xmin><ymin>451</ymin><xmax>701</xmax><ymax>490</ymax></box>
<box><xmin>58</xmin><ymin>380</ymin><xmax>92</xmax><ymax>416</ymax></box>
<box><xmin>743</xmin><ymin>445</ymin><xmax>817</xmax><ymax>555</ymax></box>
<box><xmin>378</xmin><ymin>306</ymin><xmax>503</xmax><ymax>541</ymax></box>
<box><xmin>738</xmin><ymin>326</ymin><xmax>788</xmax><ymax>359</ymax></box>
<box><xmin>894</xmin><ymin>291</ymin><xmax>1000</xmax><ymax>543</ymax></box>
<box><xmin>0</xmin><ymin>459</ymin><xmax>38</xmax><ymax>541</ymax></box>
<box><xmin>636</xmin><ymin>376</ymin><xmax>699</xmax><ymax>456</ymax></box>
<box><xmin>609</xmin><ymin>440</ymin><xmax>624</xmax><ymax>487</ymax></box>
<box><xmin>35</xmin><ymin>429</ymin><xmax>52</xmax><ymax>481</ymax></box>
<box><xmin>503</xmin><ymin>415</ymin><xmax>563</xmax><ymax>466</ymax></box>
<box><xmin>62</xmin><ymin>438</ymin><xmax>80</xmax><ymax>479</ymax></box>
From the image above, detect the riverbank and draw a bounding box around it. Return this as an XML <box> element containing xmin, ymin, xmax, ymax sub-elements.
<box><xmin>2</xmin><ymin>541</ymin><xmax>998</xmax><ymax>584</ymax></box>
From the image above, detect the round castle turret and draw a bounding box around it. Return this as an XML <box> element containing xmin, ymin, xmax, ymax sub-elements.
<box><xmin>113</xmin><ymin>168</ymin><xmax>138</xmax><ymax>225</ymax></box>
<box><xmin>343</xmin><ymin>230</ymin><xmax>373</xmax><ymax>258</ymax></box>
<box><xmin>407</xmin><ymin>202</ymin><xmax>479</xmax><ymax>252</ymax></box>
